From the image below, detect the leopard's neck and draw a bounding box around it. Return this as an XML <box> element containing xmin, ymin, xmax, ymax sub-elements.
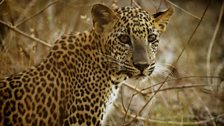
<box><xmin>49</xmin><ymin>30</ymin><xmax>119</xmax><ymax>125</ymax></box>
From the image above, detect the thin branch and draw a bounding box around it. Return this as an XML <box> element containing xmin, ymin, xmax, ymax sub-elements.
<box><xmin>166</xmin><ymin>0</ymin><xmax>200</xmax><ymax>20</ymax></box>
<box><xmin>142</xmin><ymin>75</ymin><xmax>223</xmax><ymax>92</ymax></box>
<box><xmin>206</xmin><ymin>1</ymin><xmax>224</xmax><ymax>87</ymax></box>
<box><xmin>120</xmin><ymin>86</ymin><xmax>127</xmax><ymax>113</ymax></box>
<box><xmin>15</xmin><ymin>0</ymin><xmax>38</xmax><ymax>25</ymax></box>
<box><xmin>124</xmin><ymin>83</ymin><xmax>207</xmax><ymax>95</ymax></box>
<box><xmin>129</xmin><ymin>0</ymin><xmax>141</xmax><ymax>8</ymax></box>
<box><xmin>124</xmin><ymin>2</ymin><xmax>210</xmax><ymax>123</ymax></box>
<box><xmin>147</xmin><ymin>84</ymin><xmax>207</xmax><ymax>94</ymax></box>
<box><xmin>124</xmin><ymin>84</ymin><xmax>159</xmax><ymax>125</ymax></box>
<box><xmin>152</xmin><ymin>0</ymin><xmax>163</xmax><ymax>12</ymax></box>
<box><xmin>0</xmin><ymin>20</ymin><xmax>52</xmax><ymax>47</ymax></box>
<box><xmin>122</xmin><ymin>93</ymin><xmax>135</xmax><ymax>125</ymax></box>
<box><xmin>192</xmin><ymin>89</ymin><xmax>217</xmax><ymax>126</ymax></box>
<box><xmin>15</xmin><ymin>0</ymin><xmax>59</xmax><ymax>27</ymax></box>
<box><xmin>174</xmin><ymin>1</ymin><xmax>210</xmax><ymax>65</ymax></box>
<box><xmin>114</xmin><ymin>102</ymin><xmax>224</xmax><ymax>125</ymax></box>
<box><xmin>123</xmin><ymin>75</ymin><xmax>223</xmax><ymax>96</ymax></box>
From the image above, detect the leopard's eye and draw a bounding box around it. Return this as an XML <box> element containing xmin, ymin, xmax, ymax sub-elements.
<box><xmin>118</xmin><ymin>35</ymin><xmax>131</xmax><ymax>45</ymax></box>
<box><xmin>148</xmin><ymin>34</ymin><xmax>157</xmax><ymax>43</ymax></box>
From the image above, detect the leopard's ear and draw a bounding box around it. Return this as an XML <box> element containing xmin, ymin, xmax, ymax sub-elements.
<box><xmin>152</xmin><ymin>7</ymin><xmax>174</xmax><ymax>32</ymax></box>
<box><xmin>91</xmin><ymin>4</ymin><xmax>118</xmax><ymax>34</ymax></box>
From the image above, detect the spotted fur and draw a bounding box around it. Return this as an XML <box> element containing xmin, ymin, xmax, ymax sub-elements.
<box><xmin>0</xmin><ymin>4</ymin><xmax>173</xmax><ymax>126</ymax></box>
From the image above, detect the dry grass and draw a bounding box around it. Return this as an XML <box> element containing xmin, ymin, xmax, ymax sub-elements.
<box><xmin>0</xmin><ymin>0</ymin><xmax>224</xmax><ymax>125</ymax></box>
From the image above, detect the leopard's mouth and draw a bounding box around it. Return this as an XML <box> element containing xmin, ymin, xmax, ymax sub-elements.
<box><xmin>120</xmin><ymin>65</ymin><xmax>155</xmax><ymax>78</ymax></box>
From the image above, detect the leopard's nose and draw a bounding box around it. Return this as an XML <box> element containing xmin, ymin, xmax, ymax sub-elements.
<box><xmin>133</xmin><ymin>63</ymin><xmax>149</xmax><ymax>72</ymax></box>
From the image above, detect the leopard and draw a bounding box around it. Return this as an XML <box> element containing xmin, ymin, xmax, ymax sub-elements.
<box><xmin>0</xmin><ymin>3</ymin><xmax>173</xmax><ymax>126</ymax></box>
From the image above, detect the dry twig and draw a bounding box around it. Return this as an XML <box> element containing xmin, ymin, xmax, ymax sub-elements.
<box><xmin>115</xmin><ymin>102</ymin><xmax>224</xmax><ymax>125</ymax></box>
<box><xmin>129</xmin><ymin>0</ymin><xmax>141</xmax><ymax>8</ymax></box>
<box><xmin>206</xmin><ymin>1</ymin><xmax>224</xmax><ymax>87</ymax></box>
<box><xmin>15</xmin><ymin>0</ymin><xmax>59</xmax><ymax>27</ymax></box>
<box><xmin>166</xmin><ymin>0</ymin><xmax>200</xmax><ymax>20</ymax></box>
<box><xmin>0</xmin><ymin>20</ymin><xmax>52</xmax><ymax>47</ymax></box>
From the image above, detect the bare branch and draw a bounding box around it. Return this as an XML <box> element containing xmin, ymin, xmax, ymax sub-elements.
<box><xmin>115</xmin><ymin>101</ymin><xmax>224</xmax><ymax>125</ymax></box>
<box><xmin>122</xmin><ymin>93</ymin><xmax>135</xmax><ymax>125</ymax></box>
<box><xmin>146</xmin><ymin>84</ymin><xmax>207</xmax><ymax>94</ymax></box>
<box><xmin>206</xmin><ymin>1</ymin><xmax>224</xmax><ymax>87</ymax></box>
<box><xmin>192</xmin><ymin>89</ymin><xmax>217</xmax><ymax>125</ymax></box>
<box><xmin>15</xmin><ymin>0</ymin><xmax>38</xmax><ymax>24</ymax></box>
<box><xmin>173</xmin><ymin>0</ymin><xmax>210</xmax><ymax>67</ymax></box>
<box><xmin>120</xmin><ymin>87</ymin><xmax>127</xmax><ymax>113</ymax></box>
<box><xmin>141</xmin><ymin>75</ymin><xmax>223</xmax><ymax>92</ymax></box>
<box><xmin>166</xmin><ymin>0</ymin><xmax>200</xmax><ymax>20</ymax></box>
<box><xmin>15</xmin><ymin>0</ymin><xmax>59</xmax><ymax>27</ymax></box>
<box><xmin>129</xmin><ymin>0</ymin><xmax>141</xmax><ymax>8</ymax></box>
<box><xmin>123</xmin><ymin>75</ymin><xmax>223</xmax><ymax>96</ymax></box>
<box><xmin>0</xmin><ymin>20</ymin><xmax>52</xmax><ymax>47</ymax></box>
<box><xmin>124</xmin><ymin>83</ymin><xmax>207</xmax><ymax>95</ymax></box>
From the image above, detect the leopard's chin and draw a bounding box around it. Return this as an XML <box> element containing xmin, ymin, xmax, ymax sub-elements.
<box><xmin>126</xmin><ymin>72</ymin><xmax>146</xmax><ymax>79</ymax></box>
<box><xmin>128</xmin><ymin>70</ymin><xmax>154</xmax><ymax>79</ymax></box>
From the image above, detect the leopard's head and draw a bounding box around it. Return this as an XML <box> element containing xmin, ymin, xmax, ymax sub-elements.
<box><xmin>91</xmin><ymin>4</ymin><xmax>173</xmax><ymax>81</ymax></box>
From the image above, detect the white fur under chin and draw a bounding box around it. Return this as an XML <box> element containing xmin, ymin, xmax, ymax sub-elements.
<box><xmin>102</xmin><ymin>84</ymin><xmax>119</xmax><ymax>125</ymax></box>
<box><xmin>101</xmin><ymin>63</ymin><xmax>171</xmax><ymax>125</ymax></box>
